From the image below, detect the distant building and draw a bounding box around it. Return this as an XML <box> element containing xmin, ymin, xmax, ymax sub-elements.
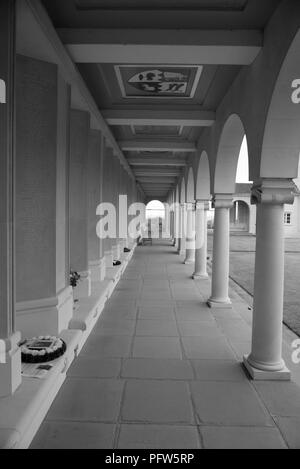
<box><xmin>231</xmin><ymin>182</ymin><xmax>300</xmax><ymax>238</ymax></box>
<box><xmin>209</xmin><ymin>181</ymin><xmax>300</xmax><ymax>238</ymax></box>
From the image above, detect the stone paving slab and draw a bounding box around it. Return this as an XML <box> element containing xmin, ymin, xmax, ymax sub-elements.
<box><xmin>121</xmin><ymin>380</ymin><xmax>195</xmax><ymax>424</ymax></box>
<box><xmin>192</xmin><ymin>360</ymin><xmax>248</xmax><ymax>382</ymax></box>
<box><xmin>46</xmin><ymin>378</ymin><xmax>124</xmax><ymax>423</ymax></box>
<box><xmin>132</xmin><ymin>336</ymin><xmax>182</xmax><ymax>359</ymax></box>
<box><xmin>190</xmin><ymin>381</ymin><xmax>273</xmax><ymax>426</ymax></box>
<box><xmin>31</xmin><ymin>421</ymin><xmax>116</xmax><ymax>449</ymax></box>
<box><xmin>82</xmin><ymin>335</ymin><xmax>133</xmax><ymax>358</ymax></box>
<box><xmin>200</xmin><ymin>426</ymin><xmax>287</xmax><ymax>449</ymax></box>
<box><xmin>94</xmin><ymin>319</ymin><xmax>136</xmax><ymax>336</ymax></box>
<box><xmin>182</xmin><ymin>336</ymin><xmax>236</xmax><ymax>360</ymax></box>
<box><xmin>136</xmin><ymin>319</ymin><xmax>178</xmax><ymax>337</ymax></box>
<box><xmin>68</xmin><ymin>357</ymin><xmax>122</xmax><ymax>379</ymax></box>
<box><xmin>117</xmin><ymin>424</ymin><xmax>201</xmax><ymax>449</ymax></box>
<box><xmin>31</xmin><ymin>240</ymin><xmax>300</xmax><ymax>449</ymax></box>
<box><xmin>121</xmin><ymin>358</ymin><xmax>194</xmax><ymax>380</ymax></box>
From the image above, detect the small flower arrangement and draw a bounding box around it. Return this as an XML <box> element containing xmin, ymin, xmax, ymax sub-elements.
<box><xmin>70</xmin><ymin>270</ymin><xmax>81</xmax><ymax>288</ymax></box>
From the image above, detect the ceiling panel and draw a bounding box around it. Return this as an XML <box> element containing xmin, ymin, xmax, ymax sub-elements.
<box><xmin>75</xmin><ymin>0</ymin><xmax>248</xmax><ymax>11</ymax></box>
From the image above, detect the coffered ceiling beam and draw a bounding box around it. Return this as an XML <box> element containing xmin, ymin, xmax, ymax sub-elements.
<box><xmin>134</xmin><ymin>170</ymin><xmax>181</xmax><ymax>177</ymax></box>
<box><xmin>128</xmin><ymin>157</ymin><xmax>186</xmax><ymax>166</ymax></box>
<box><xmin>102</xmin><ymin>110</ymin><xmax>215</xmax><ymax>127</ymax></box>
<box><xmin>60</xmin><ymin>29</ymin><xmax>262</xmax><ymax>65</ymax></box>
<box><xmin>136</xmin><ymin>177</ymin><xmax>177</xmax><ymax>184</ymax></box>
<box><xmin>144</xmin><ymin>184</ymin><xmax>170</xmax><ymax>187</ymax></box>
<box><xmin>120</xmin><ymin>141</ymin><xmax>196</xmax><ymax>152</ymax></box>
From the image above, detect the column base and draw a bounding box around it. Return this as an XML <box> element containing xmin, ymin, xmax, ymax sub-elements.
<box><xmin>207</xmin><ymin>298</ymin><xmax>232</xmax><ymax>309</ymax></box>
<box><xmin>89</xmin><ymin>258</ymin><xmax>106</xmax><ymax>282</ymax></box>
<box><xmin>243</xmin><ymin>355</ymin><xmax>291</xmax><ymax>381</ymax></box>
<box><xmin>184</xmin><ymin>258</ymin><xmax>195</xmax><ymax>265</ymax></box>
<box><xmin>193</xmin><ymin>272</ymin><xmax>209</xmax><ymax>280</ymax></box>
<box><xmin>74</xmin><ymin>271</ymin><xmax>92</xmax><ymax>300</ymax></box>
<box><xmin>16</xmin><ymin>287</ymin><xmax>74</xmax><ymax>337</ymax></box>
<box><xmin>0</xmin><ymin>332</ymin><xmax>22</xmax><ymax>397</ymax></box>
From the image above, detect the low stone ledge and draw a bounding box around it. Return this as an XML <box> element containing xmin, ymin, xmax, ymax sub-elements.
<box><xmin>0</xmin><ymin>244</ymin><xmax>135</xmax><ymax>449</ymax></box>
<box><xmin>69</xmin><ymin>279</ymin><xmax>112</xmax><ymax>332</ymax></box>
<box><xmin>0</xmin><ymin>329</ymin><xmax>82</xmax><ymax>449</ymax></box>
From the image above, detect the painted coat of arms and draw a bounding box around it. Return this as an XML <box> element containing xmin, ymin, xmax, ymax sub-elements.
<box><xmin>115</xmin><ymin>65</ymin><xmax>202</xmax><ymax>98</ymax></box>
<box><xmin>128</xmin><ymin>69</ymin><xmax>189</xmax><ymax>95</ymax></box>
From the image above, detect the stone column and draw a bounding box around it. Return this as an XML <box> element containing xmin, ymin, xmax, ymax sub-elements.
<box><xmin>244</xmin><ymin>179</ymin><xmax>294</xmax><ymax>380</ymax></box>
<box><xmin>208</xmin><ymin>195</ymin><xmax>233</xmax><ymax>308</ymax></box>
<box><xmin>69</xmin><ymin>110</ymin><xmax>91</xmax><ymax>299</ymax></box>
<box><xmin>174</xmin><ymin>202</ymin><xmax>180</xmax><ymax>249</ymax></box>
<box><xmin>178</xmin><ymin>203</ymin><xmax>187</xmax><ymax>256</ymax></box>
<box><xmin>88</xmin><ymin>130</ymin><xmax>105</xmax><ymax>282</ymax></box>
<box><xmin>16</xmin><ymin>56</ymin><xmax>73</xmax><ymax>337</ymax></box>
<box><xmin>164</xmin><ymin>203</ymin><xmax>171</xmax><ymax>240</ymax></box>
<box><xmin>170</xmin><ymin>209</ymin><xmax>175</xmax><ymax>243</ymax></box>
<box><xmin>0</xmin><ymin>0</ymin><xmax>22</xmax><ymax>397</ymax></box>
<box><xmin>193</xmin><ymin>200</ymin><xmax>209</xmax><ymax>279</ymax></box>
<box><xmin>184</xmin><ymin>203</ymin><xmax>196</xmax><ymax>264</ymax></box>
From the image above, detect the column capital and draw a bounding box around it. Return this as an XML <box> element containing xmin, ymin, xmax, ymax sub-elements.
<box><xmin>185</xmin><ymin>202</ymin><xmax>195</xmax><ymax>211</ymax></box>
<box><xmin>251</xmin><ymin>179</ymin><xmax>295</xmax><ymax>206</ymax></box>
<box><xmin>212</xmin><ymin>194</ymin><xmax>233</xmax><ymax>209</ymax></box>
<box><xmin>195</xmin><ymin>199</ymin><xmax>210</xmax><ymax>211</ymax></box>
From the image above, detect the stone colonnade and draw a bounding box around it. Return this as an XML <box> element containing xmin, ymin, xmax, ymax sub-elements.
<box><xmin>168</xmin><ymin>177</ymin><xmax>295</xmax><ymax>381</ymax></box>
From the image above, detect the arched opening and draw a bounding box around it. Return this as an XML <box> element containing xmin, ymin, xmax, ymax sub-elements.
<box><xmin>213</xmin><ymin>114</ymin><xmax>247</xmax><ymax>194</ymax></box>
<box><xmin>145</xmin><ymin>200</ymin><xmax>165</xmax><ymax>239</ymax></box>
<box><xmin>146</xmin><ymin>200</ymin><xmax>165</xmax><ymax>220</ymax></box>
<box><xmin>196</xmin><ymin>151</ymin><xmax>211</xmax><ymax>200</ymax></box>
<box><xmin>236</xmin><ymin>136</ymin><xmax>252</xmax><ymax>184</ymax></box>
<box><xmin>230</xmin><ymin>135</ymin><xmax>253</xmax><ymax>233</ymax></box>
<box><xmin>260</xmin><ymin>29</ymin><xmax>300</xmax><ymax>178</ymax></box>
<box><xmin>209</xmin><ymin>134</ymin><xmax>253</xmax><ymax>230</ymax></box>
<box><xmin>230</xmin><ymin>200</ymin><xmax>250</xmax><ymax>232</ymax></box>
<box><xmin>196</xmin><ymin>151</ymin><xmax>212</xmax><ymax>227</ymax></box>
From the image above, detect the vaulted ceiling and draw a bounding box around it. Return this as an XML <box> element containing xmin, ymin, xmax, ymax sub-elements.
<box><xmin>42</xmin><ymin>0</ymin><xmax>281</xmax><ymax>200</ymax></box>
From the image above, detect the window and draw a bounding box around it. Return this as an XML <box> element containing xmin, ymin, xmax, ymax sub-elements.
<box><xmin>284</xmin><ymin>212</ymin><xmax>292</xmax><ymax>225</ymax></box>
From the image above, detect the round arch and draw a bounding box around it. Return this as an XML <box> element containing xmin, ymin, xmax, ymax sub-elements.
<box><xmin>213</xmin><ymin>114</ymin><xmax>247</xmax><ymax>194</ymax></box>
<box><xmin>145</xmin><ymin>200</ymin><xmax>165</xmax><ymax>219</ymax></box>
<box><xmin>260</xmin><ymin>29</ymin><xmax>300</xmax><ymax>178</ymax></box>
<box><xmin>196</xmin><ymin>151</ymin><xmax>211</xmax><ymax>200</ymax></box>
<box><xmin>230</xmin><ymin>199</ymin><xmax>250</xmax><ymax>232</ymax></box>
<box><xmin>186</xmin><ymin>167</ymin><xmax>195</xmax><ymax>202</ymax></box>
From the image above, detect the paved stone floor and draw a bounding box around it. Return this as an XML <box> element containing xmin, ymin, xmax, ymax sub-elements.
<box><xmin>31</xmin><ymin>241</ymin><xmax>300</xmax><ymax>449</ymax></box>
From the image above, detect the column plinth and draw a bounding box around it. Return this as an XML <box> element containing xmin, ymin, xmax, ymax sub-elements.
<box><xmin>244</xmin><ymin>179</ymin><xmax>295</xmax><ymax>381</ymax></box>
<box><xmin>208</xmin><ymin>195</ymin><xmax>233</xmax><ymax>308</ymax></box>
<box><xmin>193</xmin><ymin>201</ymin><xmax>209</xmax><ymax>279</ymax></box>
<box><xmin>0</xmin><ymin>333</ymin><xmax>22</xmax><ymax>398</ymax></box>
